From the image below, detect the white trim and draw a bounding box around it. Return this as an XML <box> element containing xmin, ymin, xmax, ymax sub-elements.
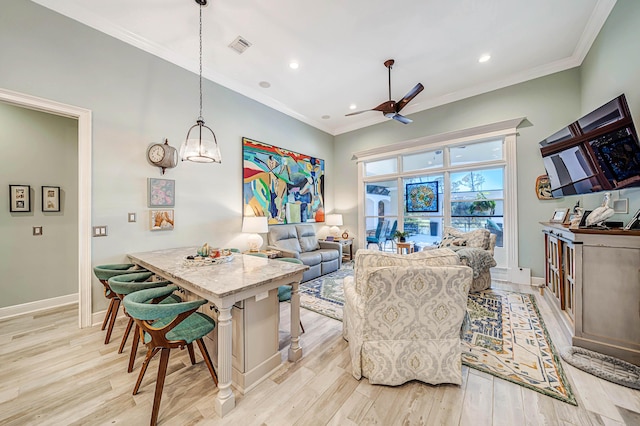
<box><xmin>352</xmin><ymin>118</ymin><xmax>525</xmax><ymax>162</ymax></box>
<box><xmin>0</xmin><ymin>294</ymin><xmax>77</xmax><ymax>320</ymax></box>
<box><xmin>0</xmin><ymin>87</ymin><xmax>92</xmax><ymax>329</ymax></box>
<box><xmin>573</xmin><ymin>0</ymin><xmax>618</xmax><ymax>64</ymax></box>
<box><xmin>504</xmin><ymin>132</ymin><xmax>519</xmax><ymax>283</ymax></box>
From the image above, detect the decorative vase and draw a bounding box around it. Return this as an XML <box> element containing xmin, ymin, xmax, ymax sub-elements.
<box><xmin>399</xmin><ymin>237</ymin><xmax>406</xmax><ymax>243</ymax></box>
<box><xmin>315</xmin><ymin>207</ymin><xmax>325</xmax><ymax>223</ymax></box>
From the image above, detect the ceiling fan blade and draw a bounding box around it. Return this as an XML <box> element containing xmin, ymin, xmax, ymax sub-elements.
<box><xmin>386</xmin><ymin>113</ymin><xmax>412</xmax><ymax>124</ymax></box>
<box><xmin>346</xmin><ymin>100</ymin><xmax>396</xmax><ymax>117</ymax></box>
<box><xmin>345</xmin><ymin>109</ymin><xmax>374</xmax><ymax>116</ymax></box>
<box><xmin>395</xmin><ymin>83</ymin><xmax>424</xmax><ymax>112</ymax></box>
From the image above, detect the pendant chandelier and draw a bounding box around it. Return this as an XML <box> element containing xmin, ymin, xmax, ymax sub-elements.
<box><xmin>180</xmin><ymin>0</ymin><xmax>221</xmax><ymax>163</ymax></box>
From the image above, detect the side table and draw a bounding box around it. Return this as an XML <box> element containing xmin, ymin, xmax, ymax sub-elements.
<box><xmin>324</xmin><ymin>238</ymin><xmax>353</xmax><ymax>261</ymax></box>
<box><xmin>396</xmin><ymin>241</ymin><xmax>414</xmax><ymax>255</ymax></box>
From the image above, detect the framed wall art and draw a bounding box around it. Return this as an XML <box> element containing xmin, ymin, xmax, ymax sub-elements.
<box><xmin>535</xmin><ymin>175</ymin><xmax>553</xmax><ymax>200</ymax></box>
<box><xmin>550</xmin><ymin>208</ymin><xmax>569</xmax><ymax>223</ymax></box>
<box><xmin>148</xmin><ymin>178</ymin><xmax>175</xmax><ymax>207</ymax></box>
<box><xmin>150</xmin><ymin>209</ymin><xmax>174</xmax><ymax>231</ymax></box>
<box><xmin>406</xmin><ymin>181</ymin><xmax>439</xmax><ymax>212</ymax></box>
<box><xmin>242</xmin><ymin>137</ymin><xmax>325</xmax><ymax>224</ymax></box>
<box><xmin>42</xmin><ymin>186</ymin><xmax>60</xmax><ymax>212</ymax></box>
<box><xmin>9</xmin><ymin>184</ymin><xmax>31</xmax><ymax>212</ymax></box>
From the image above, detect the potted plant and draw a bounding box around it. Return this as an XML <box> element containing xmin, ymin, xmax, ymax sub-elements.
<box><xmin>469</xmin><ymin>192</ymin><xmax>496</xmax><ymax>215</ymax></box>
<box><xmin>393</xmin><ymin>230</ymin><xmax>409</xmax><ymax>243</ymax></box>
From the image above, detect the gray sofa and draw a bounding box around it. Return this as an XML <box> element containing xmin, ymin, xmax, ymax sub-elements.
<box><xmin>267</xmin><ymin>224</ymin><xmax>342</xmax><ymax>282</ymax></box>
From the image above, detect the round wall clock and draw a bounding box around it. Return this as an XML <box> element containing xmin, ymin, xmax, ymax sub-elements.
<box><xmin>147</xmin><ymin>139</ymin><xmax>177</xmax><ymax>174</ymax></box>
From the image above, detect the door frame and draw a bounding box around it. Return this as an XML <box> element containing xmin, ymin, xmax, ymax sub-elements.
<box><xmin>0</xmin><ymin>87</ymin><xmax>92</xmax><ymax>328</ymax></box>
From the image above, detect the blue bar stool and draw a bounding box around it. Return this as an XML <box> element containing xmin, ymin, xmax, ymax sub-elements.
<box><xmin>124</xmin><ymin>286</ymin><xmax>218</xmax><ymax>426</ymax></box>
<box><xmin>93</xmin><ymin>264</ymin><xmax>147</xmax><ymax>344</ymax></box>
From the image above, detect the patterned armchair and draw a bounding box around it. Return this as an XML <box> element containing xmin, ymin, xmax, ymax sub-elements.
<box><xmin>343</xmin><ymin>249</ymin><xmax>473</xmax><ymax>386</ymax></box>
<box><xmin>438</xmin><ymin>226</ymin><xmax>497</xmax><ymax>292</ymax></box>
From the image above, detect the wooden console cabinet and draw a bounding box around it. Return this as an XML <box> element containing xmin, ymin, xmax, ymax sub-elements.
<box><xmin>542</xmin><ymin>223</ymin><xmax>640</xmax><ymax>365</ymax></box>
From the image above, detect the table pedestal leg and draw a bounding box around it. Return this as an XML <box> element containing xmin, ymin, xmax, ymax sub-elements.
<box><xmin>288</xmin><ymin>280</ymin><xmax>303</xmax><ymax>361</ymax></box>
<box><xmin>215</xmin><ymin>306</ymin><xmax>235</xmax><ymax>417</ymax></box>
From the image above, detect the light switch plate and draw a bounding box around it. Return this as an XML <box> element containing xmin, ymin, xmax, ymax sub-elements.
<box><xmin>128</xmin><ymin>213</ymin><xmax>136</xmax><ymax>222</ymax></box>
<box><xmin>33</xmin><ymin>226</ymin><xmax>42</xmax><ymax>236</ymax></box>
<box><xmin>92</xmin><ymin>226</ymin><xmax>108</xmax><ymax>237</ymax></box>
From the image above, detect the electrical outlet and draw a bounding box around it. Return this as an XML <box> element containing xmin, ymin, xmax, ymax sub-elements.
<box><xmin>92</xmin><ymin>226</ymin><xmax>108</xmax><ymax>237</ymax></box>
<box><xmin>33</xmin><ymin>226</ymin><xmax>43</xmax><ymax>236</ymax></box>
<box><xmin>128</xmin><ymin>213</ymin><xmax>136</xmax><ymax>222</ymax></box>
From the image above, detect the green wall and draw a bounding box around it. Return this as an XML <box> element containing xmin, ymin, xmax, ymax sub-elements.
<box><xmin>0</xmin><ymin>103</ymin><xmax>78</xmax><ymax>307</ymax></box>
<box><xmin>0</xmin><ymin>0</ymin><xmax>333</xmax><ymax>313</ymax></box>
<box><xmin>334</xmin><ymin>0</ymin><xmax>640</xmax><ymax>279</ymax></box>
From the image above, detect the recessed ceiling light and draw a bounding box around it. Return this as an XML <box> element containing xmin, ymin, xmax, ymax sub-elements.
<box><xmin>349</xmin><ymin>104</ymin><xmax>357</xmax><ymax>110</ymax></box>
<box><xmin>258</xmin><ymin>81</ymin><xmax>271</xmax><ymax>88</ymax></box>
<box><xmin>479</xmin><ymin>54</ymin><xmax>491</xmax><ymax>63</ymax></box>
<box><xmin>289</xmin><ymin>61</ymin><xmax>299</xmax><ymax>70</ymax></box>
<box><xmin>321</xmin><ymin>115</ymin><xmax>330</xmax><ymax>120</ymax></box>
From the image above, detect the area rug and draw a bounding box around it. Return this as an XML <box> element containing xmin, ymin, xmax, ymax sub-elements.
<box><xmin>463</xmin><ymin>290</ymin><xmax>577</xmax><ymax>405</ymax></box>
<box><xmin>300</xmin><ymin>273</ymin><xmax>577</xmax><ymax>405</ymax></box>
<box><xmin>561</xmin><ymin>346</ymin><xmax>640</xmax><ymax>390</ymax></box>
<box><xmin>298</xmin><ymin>264</ymin><xmax>351</xmax><ymax>321</ymax></box>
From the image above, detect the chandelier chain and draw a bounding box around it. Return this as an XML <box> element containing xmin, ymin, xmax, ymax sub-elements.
<box><xmin>198</xmin><ymin>2</ymin><xmax>203</xmax><ymax>120</ymax></box>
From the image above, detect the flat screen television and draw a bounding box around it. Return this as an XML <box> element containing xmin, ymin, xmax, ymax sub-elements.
<box><xmin>539</xmin><ymin>94</ymin><xmax>640</xmax><ymax>198</ymax></box>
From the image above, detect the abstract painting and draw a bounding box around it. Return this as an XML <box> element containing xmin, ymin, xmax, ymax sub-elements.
<box><xmin>243</xmin><ymin>137</ymin><xmax>325</xmax><ymax>224</ymax></box>
<box><xmin>148</xmin><ymin>178</ymin><xmax>175</xmax><ymax>207</ymax></box>
<box><xmin>406</xmin><ymin>181</ymin><xmax>438</xmax><ymax>212</ymax></box>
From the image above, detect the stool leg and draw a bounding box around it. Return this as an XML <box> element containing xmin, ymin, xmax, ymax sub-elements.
<box><xmin>128</xmin><ymin>324</ymin><xmax>140</xmax><ymax>373</ymax></box>
<box><xmin>300</xmin><ymin>320</ymin><xmax>305</xmax><ymax>334</ymax></box>
<box><xmin>134</xmin><ymin>347</ymin><xmax>160</xmax><ymax>395</ymax></box>
<box><xmin>150</xmin><ymin>348</ymin><xmax>171</xmax><ymax>426</ymax></box>
<box><xmin>186</xmin><ymin>343</ymin><xmax>196</xmax><ymax>365</ymax></box>
<box><xmin>101</xmin><ymin>299</ymin><xmax>115</xmax><ymax>331</ymax></box>
<box><xmin>196</xmin><ymin>339</ymin><xmax>218</xmax><ymax>386</ymax></box>
<box><xmin>118</xmin><ymin>317</ymin><xmax>134</xmax><ymax>354</ymax></box>
<box><xmin>104</xmin><ymin>298</ymin><xmax>121</xmax><ymax>344</ymax></box>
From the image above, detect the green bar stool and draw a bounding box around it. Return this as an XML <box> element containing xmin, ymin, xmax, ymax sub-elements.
<box><xmin>124</xmin><ymin>286</ymin><xmax>218</xmax><ymax>426</ymax></box>
<box><xmin>108</xmin><ymin>271</ymin><xmax>180</xmax><ymax>373</ymax></box>
<box><xmin>93</xmin><ymin>263</ymin><xmax>147</xmax><ymax>344</ymax></box>
<box><xmin>275</xmin><ymin>257</ymin><xmax>305</xmax><ymax>333</ymax></box>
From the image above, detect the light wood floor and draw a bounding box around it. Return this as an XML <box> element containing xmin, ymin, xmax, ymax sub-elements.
<box><xmin>1</xmin><ymin>283</ymin><xmax>640</xmax><ymax>426</ymax></box>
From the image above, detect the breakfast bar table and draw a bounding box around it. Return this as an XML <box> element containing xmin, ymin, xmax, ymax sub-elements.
<box><xmin>127</xmin><ymin>247</ymin><xmax>308</xmax><ymax>418</ymax></box>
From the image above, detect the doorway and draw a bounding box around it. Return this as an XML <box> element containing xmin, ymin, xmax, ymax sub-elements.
<box><xmin>0</xmin><ymin>87</ymin><xmax>92</xmax><ymax>327</ymax></box>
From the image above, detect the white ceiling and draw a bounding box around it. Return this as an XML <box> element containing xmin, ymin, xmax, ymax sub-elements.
<box><xmin>32</xmin><ymin>0</ymin><xmax>617</xmax><ymax>136</ymax></box>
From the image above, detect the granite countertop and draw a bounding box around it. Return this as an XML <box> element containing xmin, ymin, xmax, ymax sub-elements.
<box><xmin>128</xmin><ymin>247</ymin><xmax>308</xmax><ymax>299</ymax></box>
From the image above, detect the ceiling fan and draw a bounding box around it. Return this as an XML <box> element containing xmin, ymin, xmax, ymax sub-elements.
<box><xmin>346</xmin><ymin>59</ymin><xmax>424</xmax><ymax>124</ymax></box>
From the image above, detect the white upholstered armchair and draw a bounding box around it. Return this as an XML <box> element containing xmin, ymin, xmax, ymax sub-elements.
<box><xmin>343</xmin><ymin>249</ymin><xmax>473</xmax><ymax>386</ymax></box>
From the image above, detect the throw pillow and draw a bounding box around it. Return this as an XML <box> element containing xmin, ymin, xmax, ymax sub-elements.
<box><xmin>440</xmin><ymin>226</ymin><xmax>490</xmax><ymax>250</ymax></box>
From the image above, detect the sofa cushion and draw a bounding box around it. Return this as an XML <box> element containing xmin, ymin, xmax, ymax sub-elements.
<box><xmin>299</xmin><ymin>251</ymin><xmax>322</xmax><ymax>266</ymax></box>
<box><xmin>295</xmin><ymin>224</ymin><xmax>321</xmax><ymax>252</ymax></box>
<box><xmin>440</xmin><ymin>226</ymin><xmax>490</xmax><ymax>250</ymax></box>
<box><xmin>318</xmin><ymin>248</ymin><xmax>339</xmax><ymax>262</ymax></box>
<box><xmin>268</xmin><ymin>226</ymin><xmax>302</xmax><ymax>253</ymax></box>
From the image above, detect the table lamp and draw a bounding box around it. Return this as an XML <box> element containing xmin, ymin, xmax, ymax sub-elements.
<box><xmin>242</xmin><ymin>216</ymin><xmax>268</xmax><ymax>252</ymax></box>
<box><xmin>326</xmin><ymin>214</ymin><xmax>343</xmax><ymax>239</ymax></box>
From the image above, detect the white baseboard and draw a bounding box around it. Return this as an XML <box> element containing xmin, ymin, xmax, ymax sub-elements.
<box><xmin>92</xmin><ymin>308</ymin><xmax>126</xmax><ymax>327</ymax></box>
<box><xmin>0</xmin><ymin>294</ymin><xmax>77</xmax><ymax>320</ymax></box>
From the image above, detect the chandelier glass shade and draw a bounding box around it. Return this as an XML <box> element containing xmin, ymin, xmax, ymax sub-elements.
<box><xmin>180</xmin><ymin>0</ymin><xmax>221</xmax><ymax>164</ymax></box>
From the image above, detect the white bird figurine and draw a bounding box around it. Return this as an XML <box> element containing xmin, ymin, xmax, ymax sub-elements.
<box><xmin>585</xmin><ymin>192</ymin><xmax>615</xmax><ymax>227</ymax></box>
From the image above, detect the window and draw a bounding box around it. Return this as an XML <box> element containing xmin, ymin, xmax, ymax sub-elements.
<box><xmin>356</xmin><ymin>121</ymin><xmax>520</xmax><ymax>278</ymax></box>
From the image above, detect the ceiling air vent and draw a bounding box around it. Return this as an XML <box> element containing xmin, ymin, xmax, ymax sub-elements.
<box><xmin>229</xmin><ymin>36</ymin><xmax>252</xmax><ymax>54</ymax></box>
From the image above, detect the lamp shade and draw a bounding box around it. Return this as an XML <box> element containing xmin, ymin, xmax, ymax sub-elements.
<box><xmin>242</xmin><ymin>216</ymin><xmax>268</xmax><ymax>233</ymax></box>
<box><xmin>325</xmin><ymin>214</ymin><xmax>343</xmax><ymax>226</ymax></box>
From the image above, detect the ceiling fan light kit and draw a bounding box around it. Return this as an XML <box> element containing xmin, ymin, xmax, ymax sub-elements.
<box><xmin>346</xmin><ymin>59</ymin><xmax>424</xmax><ymax>124</ymax></box>
<box><xmin>180</xmin><ymin>0</ymin><xmax>222</xmax><ymax>164</ymax></box>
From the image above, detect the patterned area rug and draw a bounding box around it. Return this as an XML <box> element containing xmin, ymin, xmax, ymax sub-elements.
<box><xmin>298</xmin><ymin>264</ymin><xmax>351</xmax><ymax>321</ymax></box>
<box><xmin>300</xmin><ymin>273</ymin><xmax>576</xmax><ymax>405</ymax></box>
<box><xmin>463</xmin><ymin>290</ymin><xmax>577</xmax><ymax>405</ymax></box>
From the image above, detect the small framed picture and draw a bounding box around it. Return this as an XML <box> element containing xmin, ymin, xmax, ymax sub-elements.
<box><xmin>42</xmin><ymin>186</ymin><xmax>61</xmax><ymax>212</ymax></box>
<box><xmin>150</xmin><ymin>209</ymin><xmax>174</xmax><ymax>231</ymax></box>
<box><xmin>9</xmin><ymin>185</ymin><xmax>31</xmax><ymax>212</ymax></box>
<box><xmin>148</xmin><ymin>178</ymin><xmax>175</xmax><ymax>208</ymax></box>
<box><xmin>550</xmin><ymin>208</ymin><xmax>569</xmax><ymax>223</ymax></box>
